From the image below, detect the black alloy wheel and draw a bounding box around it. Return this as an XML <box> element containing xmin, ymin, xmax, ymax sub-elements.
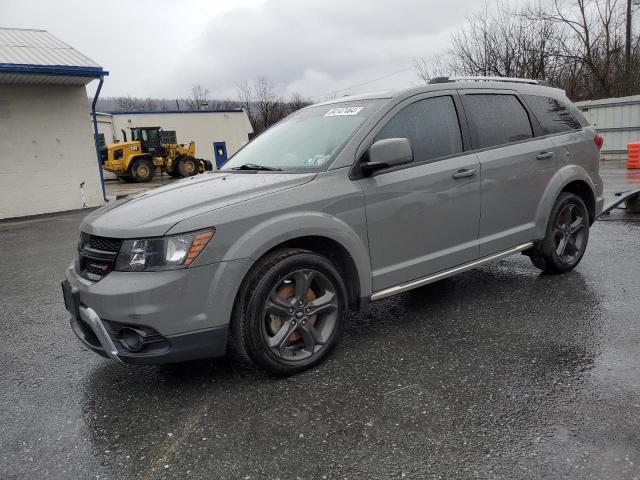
<box><xmin>529</xmin><ymin>192</ymin><xmax>590</xmax><ymax>273</ymax></box>
<box><xmin>552</xmin><ymin>202</ymin><xmax>588</xmax><ymax>264</ymax></box>
<box><xmin>232</xmin><ymin>248</ymin><xmax>348</xmax><ymax>376</ymax></box>
<box><xmin>262</xmin><ymin>268</ymin><xmax>339</xmax><ymax>361</ymax></box>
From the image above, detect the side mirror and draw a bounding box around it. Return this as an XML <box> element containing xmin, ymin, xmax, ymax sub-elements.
<box><xmin>362</xmin><ymin>138</ymin><xmax>413</xmax><ymax>174</ymax></box>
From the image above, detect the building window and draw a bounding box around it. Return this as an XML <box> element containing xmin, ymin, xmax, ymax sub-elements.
<box><xmin>95</xmin><ymin>133</ymin><xmax>106</xmax><ymax>148</ymax></box>
<box><xmin>161</xmin><ymin>130</ymin><xmax>177</xmax><ymax>144</ymax></box>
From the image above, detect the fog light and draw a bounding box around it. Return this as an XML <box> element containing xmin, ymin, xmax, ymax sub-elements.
<box><xmin>119</xmin><ymin>327</ymin><xmax>145</xmax><ymax>352</ymax></box>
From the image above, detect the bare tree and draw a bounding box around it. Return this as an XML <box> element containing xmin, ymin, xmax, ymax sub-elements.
<box><xmin>287</xmin><ymin>92</ymin><xmax>311</xmax><ymax>114</ymax></box>
<box><xmin>116</xmin><ymin>96</ymin><xmax>147</xmax><ymax>112</ymax></box>
<box><xmin>142</xmin><ymin>97</ymin><xmax>158</xmax><ymax>111</ymax></box>
<box><xmin>533</xmin><ymin>0</ymin><xmax>631</xmax><ymax>99</ymax></box>
<box><xmin>236</xmin><ymin>79</ymin><xmax>308</xmax><ymax>131</ymax></box>
<box><xmin>447</xmin><ymin>1</ymin><xmax>565</xmax><ymax>79</ymax></box>
<box><xmin>416</xmin><ymin>0</ymin><xmax>640</xmax><ymax>101</ymax></box>
<box><xmin>208</xmin><ymin>98</ymin><xmax>242</xmax><ymax>110</ymax></box>
<box><xmin>237</xmin><ymin>79</ymin><xmax>254</xmax><ymax>118</ymax></box>
<box><xmin>254</xmin><ymin>76</ymin><xmax>283</xmax><ymax>131</ymax></box>
<box><xmin>414</xmin><ymin>54</ymin><xmax>453</xmax><ymax>83</ymax></box>
<box><xmin>186</xmin><ymin>84</ymin><xmax>211</xmax><ymax>110</ymax></box>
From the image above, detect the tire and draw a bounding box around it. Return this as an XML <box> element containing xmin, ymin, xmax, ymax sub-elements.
<box><xmin>177</xmin><ymin>156</ymin><xmax>198</xmax><ymax>177</ymax></box>
<box><xmin>231</xmin><ymin>248</ymin><xmax>348</xmax><ymax>376</ymax></box>
<box><xmin>130</xmin><ymin>158</ymin><xmax>154</xmax><ymax>183</ymax></box>
<box><xmin>168</xmin><ymin>155</ymin><xmax>183</xmax><ymax>178</ymax></box>
<box><xmin>529</xmin><ymin>192</ymin><xmax>590</xmax><ymax>273</ymax></box>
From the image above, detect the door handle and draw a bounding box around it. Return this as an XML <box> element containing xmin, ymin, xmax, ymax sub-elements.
<box><xmin>536</xmin><ymin>151</ymin><xmax>554</xmax><ymax>160</ymax></box>
<box><xmin>452</xmin><ymin>168</ymin><xmax>477</xmax><ymax>179</ymax></box>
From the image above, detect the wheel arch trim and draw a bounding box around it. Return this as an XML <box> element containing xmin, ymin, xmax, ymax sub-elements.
<box><xmin>221</xmin><ymin>212</ymin><xmax>372</xmax><ymax>303</ymax></box>
<box><xmin>127</xmin><ymin>154</ymin><xmax>154</xmax><ymax>170</ymax></box>
<box><xmin>533</xmin><ymin>165</ymin><xmax>597</xmax><ymax>238</ymax></box>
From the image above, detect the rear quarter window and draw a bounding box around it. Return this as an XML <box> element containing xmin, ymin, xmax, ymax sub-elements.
<box><xmin>464</xmin><ymin>94</ymin><xmax>533</xmax><ymax>149</ymax></box>
<box><xmin>522</xmin><ymin>95</ymin><xmax>583</xmax><ymax>135</ymax></box>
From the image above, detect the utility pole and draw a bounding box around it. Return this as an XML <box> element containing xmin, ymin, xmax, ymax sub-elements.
<box><xmin>626</xmin><ymin>0</ymin><xmax>632</xmax><ymax>95</ymax></box>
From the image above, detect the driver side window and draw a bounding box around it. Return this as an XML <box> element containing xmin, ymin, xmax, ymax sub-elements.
<box><xmin>375</xmin><ymin>95</ymin><xmax>463</xmax><ymax>164</ymax></box>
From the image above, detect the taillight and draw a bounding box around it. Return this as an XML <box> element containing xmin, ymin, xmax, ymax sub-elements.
<box><xmin>594</xmin><ymin>133</ymin><xmax>604</xmax><ymax>150</ymax></box>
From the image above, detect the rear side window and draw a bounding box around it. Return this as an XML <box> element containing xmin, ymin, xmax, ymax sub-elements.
<box><xmin>375</xmin><ymin>95</ymin><xmax>463</xmax><ymax>163</ymax></box>
<box><xmin>464</xmin><ymin>94</ymin><xmax>533</xmax><ymax>149</ymax></box>
<box><xmin>523</xmin><ymin>95</ymin><xmax>582</xmax><ymax>134</ymax></box>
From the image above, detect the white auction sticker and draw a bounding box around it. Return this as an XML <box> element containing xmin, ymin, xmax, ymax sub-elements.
<box><xmin>324</xmin><ymin>107</ymin><xmax>364</xmax><ymax>117</ymax></box>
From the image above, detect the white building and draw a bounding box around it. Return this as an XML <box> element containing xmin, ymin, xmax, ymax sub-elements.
<box><xmin>0</xmin><ymin>28</ymin><xmax>107</xmax><ymax>219</ymax></box>
<box><xmin>95</xmin><ymin>109</ymin><xmax>253</xmax><ymax>165</ymax></box>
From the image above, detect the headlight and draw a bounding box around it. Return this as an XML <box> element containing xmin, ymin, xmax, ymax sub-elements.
<box><xmin>114</xmin><ymin>229</ymin><xmax>214</xmax><ymax>272</ymax></box>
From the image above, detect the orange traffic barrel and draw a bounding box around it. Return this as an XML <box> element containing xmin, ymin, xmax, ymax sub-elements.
<box><xmin>628</xmin><ymin>142</ymin><xmax>640</xmax><ymax>169</ymax></box>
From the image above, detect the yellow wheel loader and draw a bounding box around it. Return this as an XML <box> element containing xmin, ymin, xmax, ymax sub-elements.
<box><xmin>101</xmin><ymin>127</ymin><xmax>213</xmax><ymax>183</ymax></box>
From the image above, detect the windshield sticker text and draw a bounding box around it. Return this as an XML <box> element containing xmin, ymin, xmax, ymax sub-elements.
<box><xmin>324</xmin><ymin>107</ymin><xmax>364</xmax><ymax>117</ymax></box>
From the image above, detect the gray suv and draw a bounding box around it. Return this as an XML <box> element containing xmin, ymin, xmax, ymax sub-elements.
<box><xmin>62</xmin><ymin>76</ymin><xmax>604</xmax><ymax>375</ymax></box>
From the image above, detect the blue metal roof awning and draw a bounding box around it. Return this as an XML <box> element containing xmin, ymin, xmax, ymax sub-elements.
<box><xmin>0</xmin><ymin>28</ymin><xmax>107</xmax><ymax>85</ymax></box>
<box><xmin>0</xmin><ymin>63</ymin><xmax>109</xmax><ymax>85</ymax></box>
<box><xmin>0</xmin><ymin>63</ymin><xmax>108</xmax><ymax>77</ymax></box>
<box><xmin>108</xmin><ymin>108</ymin><xmax>242</xmax><ymax>115</ymax></box>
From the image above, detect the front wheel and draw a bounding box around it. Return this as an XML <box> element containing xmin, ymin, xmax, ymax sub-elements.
<box><xmin>177</xmin><ymin>156</ymin><xmax>198</xmax><ymax>177</ymax></box>
<box><xmin>232</xmin><ymin>249</ymin><xmax>348</xmax><ymax>376</ymax></box>
<box><xmin>529</xmin><ymin>192</ymin><xmax>590</xmax><ymax>273</ymax></box>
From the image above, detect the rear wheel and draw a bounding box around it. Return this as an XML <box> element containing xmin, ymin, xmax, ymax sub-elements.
<box><xmin>130</xmin><ymin>158</ymin><xmax>154</xmax><ymax>183</ymax></box>
<box><xmin>529</xmin><ymin>192</ymin><xmax>590</xmax><ymax>273</ymax></box>
<box><xmin>232</xmin><ymin>248</ymin><xmax>347</xmax><ymax>376</ymax></box>
<box><xmin>178</xmin><ymin>156</ymin><xmax>198</xmax><ymax>177</ymax></box>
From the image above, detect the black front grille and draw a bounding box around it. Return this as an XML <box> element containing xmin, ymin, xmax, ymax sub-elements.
<box><xmin>77</xmin><ymin>233</ymin><xmax>123</xmax><ymax>281</ymax></box>
<box><xmin>84</xmin><ymin>234</ymin><xmax>123</xmax><ymax>252</ymax></box>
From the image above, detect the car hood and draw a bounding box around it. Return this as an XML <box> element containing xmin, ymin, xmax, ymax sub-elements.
<box><xmin>81</xmin><ymin>172</ymin><xmax>316</xmax><ymax>238</ymax></box>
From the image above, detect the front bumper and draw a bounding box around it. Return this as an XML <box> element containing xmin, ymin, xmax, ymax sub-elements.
<box><xmin>62</xmin><ymin>280</ymin><xmax>228</xmax><ymax>364</ymax></box>
<box><xmin>62</xmin><ymin>256</ymin><xmax>253</xmax><ymax>364</ymax></box>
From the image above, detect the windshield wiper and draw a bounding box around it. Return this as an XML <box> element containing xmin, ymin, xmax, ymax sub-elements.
<box><xmin>231</xmin><ymin>163</ymin><xmax>282</xmax><ymax>171</ymax></box>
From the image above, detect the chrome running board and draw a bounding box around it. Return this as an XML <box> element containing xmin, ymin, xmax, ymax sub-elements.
<box><xmin>370</xmin><ymin>242</ymin><xmax>534</xmax><ymax>301</ymax></box>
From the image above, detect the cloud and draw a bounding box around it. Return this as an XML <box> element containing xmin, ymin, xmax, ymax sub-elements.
<box><xmin>163</xmin><ymin>0</ymin><xmax>469</xmax><ymax>99</ymax></box>
<box><xmin>2</xmin><ymin>0</ymin><xmax>476</xmax><ymax>99</ymax></box>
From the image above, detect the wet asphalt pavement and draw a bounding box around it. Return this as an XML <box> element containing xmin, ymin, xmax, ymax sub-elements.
<box><xmin>103</xmin><ymin>172</ymin><xmax>174</xmax><ymax>200</ymax></box>
<box><xmin>1</xmin><ymin>163</ymin><xmax>639</xmax><ymax>479</ymax></box>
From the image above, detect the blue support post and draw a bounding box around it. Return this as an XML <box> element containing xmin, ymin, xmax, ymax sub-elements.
<box><xmin>91</xmin><ymin>76</ymin><xmax>108</xmax><ymax>202</ymax></box>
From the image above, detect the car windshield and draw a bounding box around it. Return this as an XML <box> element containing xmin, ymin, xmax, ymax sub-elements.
<box><xmin>221</xmin><ymin>100</ymin><xmax>382</xmax><ymax>171</ymax></box>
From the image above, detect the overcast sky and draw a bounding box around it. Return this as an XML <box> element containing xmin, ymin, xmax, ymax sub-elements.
<box><xmin>4</xmin><ymin>0</ymin><xmax>492</xmax><ymax>101</ymax></box>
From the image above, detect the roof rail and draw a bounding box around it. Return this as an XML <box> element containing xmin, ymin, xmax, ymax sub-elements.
<box><xmin>428</xmin><ymin>75</ymin><xmax>548</xmax><ymax>86</ymax></box>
